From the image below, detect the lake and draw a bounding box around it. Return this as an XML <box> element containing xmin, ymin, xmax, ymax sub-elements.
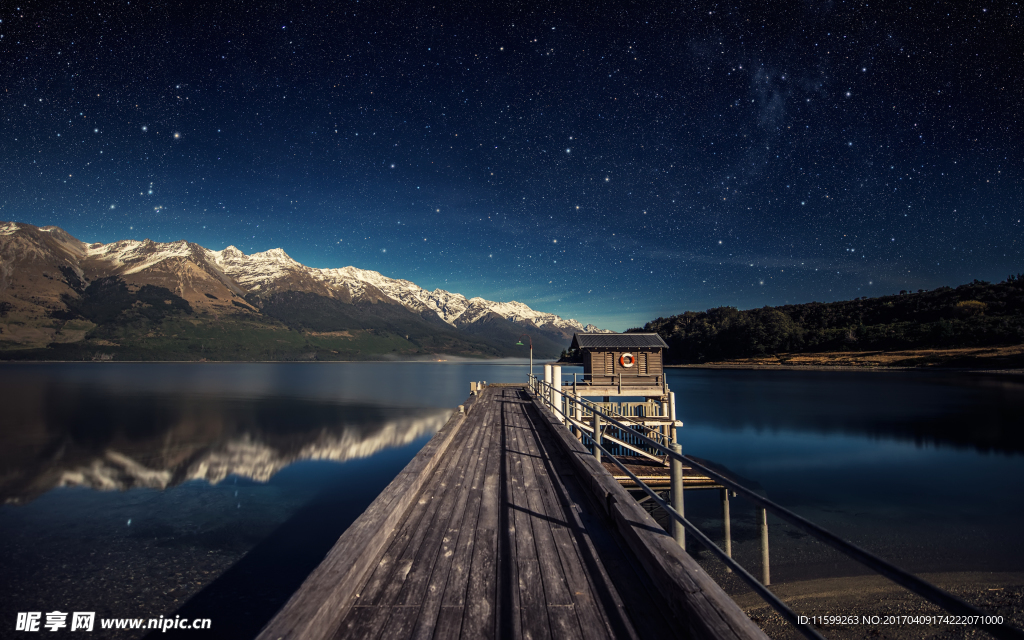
<box><xmin>1</xmin><ymin>362</ymin><xmax>1022</xmax><ymax>638</ymax></box>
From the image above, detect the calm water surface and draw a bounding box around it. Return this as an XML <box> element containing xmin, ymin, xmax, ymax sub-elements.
<box><xmin>1</xmin><ymin>363</ymin><xmax>1022</xmax><ymax>637</ymax></box>
<box><xmin>662</xmin><ymin>368</ymin><xmax>1024</xmax><ymax>589</ymax></box>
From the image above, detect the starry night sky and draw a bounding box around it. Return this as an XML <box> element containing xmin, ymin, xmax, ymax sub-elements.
<box><xmin>2</xmin><ymin>0</ymin><xmax>1022</xmax><ymax>329</ymax></box>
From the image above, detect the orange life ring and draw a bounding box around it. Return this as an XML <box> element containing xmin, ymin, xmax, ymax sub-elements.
<box><xmin>619</xmin><ymin>353</ymin><xmax>635</xmax><ymax>368</ymax></box>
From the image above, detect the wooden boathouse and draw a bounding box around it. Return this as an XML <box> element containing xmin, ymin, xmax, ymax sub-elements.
<box><xmin>255</xmin><ymin>384</ymin><xmax>765</xmax><ymax>640</ymax></box>
<box><xmin>569</xmin><ymin>332</ymin><xmax>670</xmax><ymax>396</ymax></box>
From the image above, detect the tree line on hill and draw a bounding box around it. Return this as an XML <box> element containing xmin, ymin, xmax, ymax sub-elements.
<box><xmin>629</xmin><ymin>276</ymin><xmax>1024</xmax><ymax>364</ymax></box>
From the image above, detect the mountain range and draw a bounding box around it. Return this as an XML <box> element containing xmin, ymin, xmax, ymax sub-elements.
<box><xmin>0</xmin><ymin>221</ymin><xmax>605</xmax><ymax>360</ymax></box>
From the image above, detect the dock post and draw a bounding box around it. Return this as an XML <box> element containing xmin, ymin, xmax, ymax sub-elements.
<box><xmin>552</xmin><ymin>365</ymin><xmax>562</xmax><ymax>421</ymax></box>
<box><xmin>759</xmin><ymin>508</ymin><xmax>770</xmax><ymax>585</ymax></box>
<box><xmin>544</xmin><ymin>364</ymin><xmax>552</xmax><ymax>407</ymax></box>
<box><xmin>593</xmin><ymin>412</ymin><xmax>602</xmax><ymax>464</ymax></box>
<box><xmin>721</xmin><ymin>489</ymin><xmax>732</xmax><ymax>571</ymax></box>
<box><xmin>669</xmin><ymin>391</ymin><xmax>677</xmax><ymax>429</ymax></box>
<box><xmin>570</xmin><ymin>397</ymin><xmax>579</xmax><ymax>438</ymax></box>
<box><xmin>670</xmin><ymin>442</ymin><xmax>685</xmax><ymax>550</ymax></box>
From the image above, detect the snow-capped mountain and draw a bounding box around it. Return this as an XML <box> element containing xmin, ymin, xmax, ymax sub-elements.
<box><xmin>0</xmin><ymin>221</ymin><xmax>605</xmax><ymax>358</ymax></box>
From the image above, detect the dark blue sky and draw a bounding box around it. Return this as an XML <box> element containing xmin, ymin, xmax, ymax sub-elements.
<box><xmin>2</xmin><ymin>0</ymin><xmax>1021</xmax><ymax>329</ymax></box>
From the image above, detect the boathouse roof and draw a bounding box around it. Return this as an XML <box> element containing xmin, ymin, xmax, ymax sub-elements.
<box><xmin>570</xmin><ymin>332</ymin><xmax>669</xmax><ymax>350</ymax></box>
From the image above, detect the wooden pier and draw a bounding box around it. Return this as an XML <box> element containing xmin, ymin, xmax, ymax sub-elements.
<box><xmin>256</xmin><ymin>385</ymin><xmax>766</xmax><ymax>640</ymax></box>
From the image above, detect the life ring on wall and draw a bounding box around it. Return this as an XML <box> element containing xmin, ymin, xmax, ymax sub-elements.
<box><xmin>619</xmin><ymin>353</ymin><xmax>635</xmax><ymax>368</ymax></box>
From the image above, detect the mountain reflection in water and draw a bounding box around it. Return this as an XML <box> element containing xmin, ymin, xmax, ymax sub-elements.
<box><xmin>1</xmin><ymin>377</ymin><xmax>449</xmax><ymax>504</ymax></box>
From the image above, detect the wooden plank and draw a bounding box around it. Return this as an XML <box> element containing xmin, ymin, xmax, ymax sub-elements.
<box><xmin>341</xmin><ymin>389</ymin><xmax>494</xmax><ymax>640</ymax></box>
<box><xmin>394</xmin><ymin>404</ymin><xmax>488</xmax><ymax>607</ymax></box>
<box><xmin>511</xmin><ymin>396</ymin><xmax>589</xmax><ymax>640</ymax></box>
<box><xmin>460</xmin><ymin>391</ymin><xmax>504</xmax><ymax>639</ymax></box>
<box><xmin>256</xmin><ymin>401</ymin><xmax>473</xmax><ymax>640</ymax></box>
<box><xmin>349</xmin><ymin>464</ymin><xmax>444</xmax><ymax>606</ymax></box>
<box><xmin>529</xmin><ymin>399</ymin><xmax>694</xmax><ymax>640</ymax></box>
<box><xmin>406</xmin><ymin>393</ymin><xmax>495</xmax><ymax>640</ymax></box>
<box><xmin>369</xmin><ymin>405</ymin><xmax>489</xmax><ymax>638</ymax></box>
<box><xmin>358</xmin><ymin>412</ymin><xmax>479</xmax><ymax>604</ymax></box>
<box><xmin>511</xmin><ymin>398</ymin><xmax>577</xmax><ymax>616</ymax></box>
<box><xmin>333</xmin><ymin>399</ymin><xmax>485</xmax><ymax>634</ymax></box>
<box><xmin>438</xmin><ymin>396</ymin><xmax>495</xmax><ymax>610</ymax></box>
<box><xmin>505</xmin><ymin>396</ymin><xmax>551</xmax><ymax>640</ymax></box>
<box><xmin>335</xmin><ymin>605</ymin><xmax>382</xmax><ymax>640</ymax></box>
<box><xmin>520</xmin><ymin>393</ymin><xmax>641</xmax><ymax>640</ymax></box>
<box><xmin>495</xmin><ymin>389</ymin><xmax>524</xmax><ymax>640</ymax></box>
<box><xmin>525</xmin><ymin>395</ymin><xmax>679</xmax><ymax>640</ymax></box>
<box><xmin>550</xmin><ymin>481</ymin><xmax>646</xmax><ymax>640</ymax></box>
<box><xmin>374</xmin><ymin>606</ymin><xmax>419</xmax><ymax>640</ymax></box>
<box><xmin>432</xmin><ymin>606</ymin><xmax>464</xmax><ymax>640</ymax></box>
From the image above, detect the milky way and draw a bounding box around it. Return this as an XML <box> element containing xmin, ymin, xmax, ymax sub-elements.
<box><xmin>1</xmin><ymin>0</ymin><xmax>1021</xmax><ymax>329</ymax></box>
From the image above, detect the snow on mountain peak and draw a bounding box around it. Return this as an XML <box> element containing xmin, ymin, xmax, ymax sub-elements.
<box><xmin>1</xmin><ymin>222</ymin><xmax>606</xmax><ymax>334</ymax></box>
<box><xmin>84</xmin><ymin>238</ymin><xmax>198</xmax><ymax>274</ymax></box>
<box><xmin>206</xmin><ymin>245</ymin><xmax>307</xmax><ymax>292</ymax></box>
<box><xmin>252</xmin><ymin>247</ymin><xmax>297</xmax><ymax>263</ymax></box>
<box><xmin>307</xmin><ymin>265</ymin><xmax>594</xmax><ymax>331</ymax></box>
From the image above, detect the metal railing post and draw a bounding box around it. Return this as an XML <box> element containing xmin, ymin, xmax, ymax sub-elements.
<box><xmin>722</xmin><ymin>488</ymin><xmax>732</xmax><ymax>572</ymax></box>
<box><xmin>671</xmin><ymin>442</ymin><xmax>685</xmax><ymax>551</ymax></box>
<box><xmin>552</xmin><ymin>365</ymin><xmax>562</xmax><ymax>420</ymax></box>
<box><xmin>760</xmin><ymin>507</ymin><xmax>770</xmax><ymax>585</ymax></box>
<box><xmin>543</xmin><ymin>364</ymin><xmax>552</xmax><ymax>407</ymax></box>
<box><xmin>593</xmin><ymin>412</ymin><xmax>602</xmax><ymax>464</ymax></box>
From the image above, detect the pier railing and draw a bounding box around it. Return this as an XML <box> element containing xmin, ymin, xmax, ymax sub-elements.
<box><xmin>528</xmin><ymin>375</ymin><xmax>1023</xmax><ymax>640</ymax></box>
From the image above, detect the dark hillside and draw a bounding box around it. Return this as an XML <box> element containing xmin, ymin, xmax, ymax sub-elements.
<box><xmin>642</xmin><ymin>276</ymin><xmax>1024</xmax><ymax>364</ymax></box>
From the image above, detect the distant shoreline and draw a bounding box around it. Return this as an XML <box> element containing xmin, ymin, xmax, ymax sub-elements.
<box><xmin>668</xmin><ymin>363</ymin><xmax>1024</xmax><ymax>377</ymax></box>
<box><xmin>664</xmin><ymin>344</ymin><xmax>1024</xmax><ymax>376</ymax></box>
<box><xmin>0</xmin><ymin>357</ymin><xmax>538</xmax><ymax>365</ymax></box>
